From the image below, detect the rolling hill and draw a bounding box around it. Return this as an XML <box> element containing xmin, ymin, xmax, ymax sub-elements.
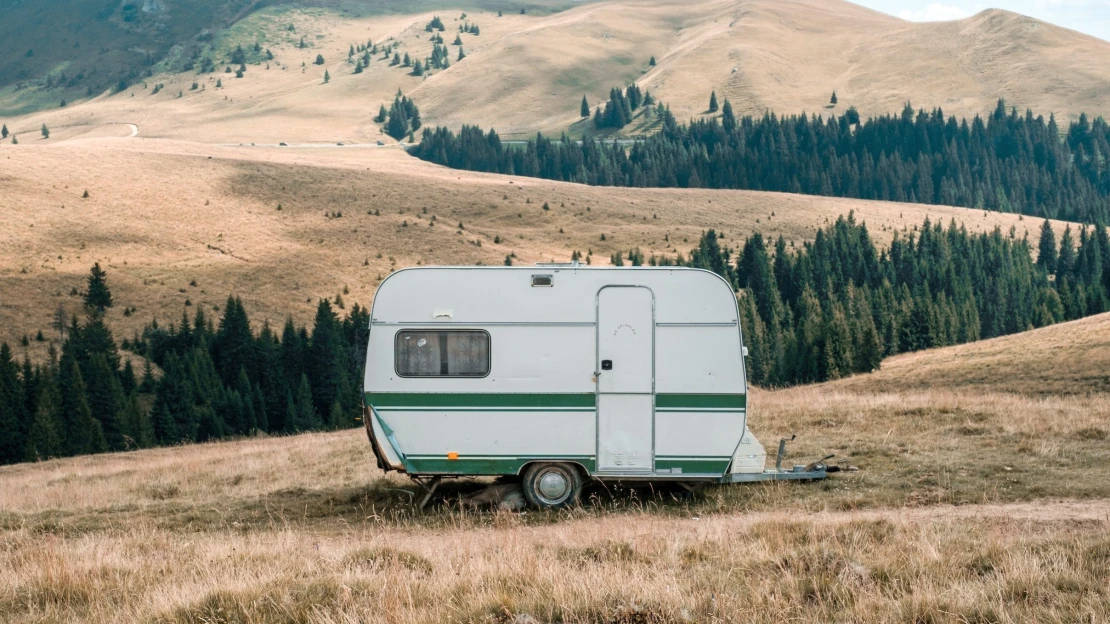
<box><xmin>828</xmin><ymin>311</ymin><xmax>1110</xmax><ymax>396</ymax></box>
<box><xmin>0</xmin><ymin>0</ymin><xmax>592</xmax><ymax>117</ymax></box>
<box><xmin>418</xmin><ymin>0</ymin><xmax>1110</xmax><ymax>135</ymax></box>
<box><xmin>0</xmin><ymin>138</ymin><xmax>1079</xmax><ymax>357</ymax></box>
<box><xmin>3</xmin><ymin>0</ymin><xmax>1110</xmax><ymax>140</ymax></box>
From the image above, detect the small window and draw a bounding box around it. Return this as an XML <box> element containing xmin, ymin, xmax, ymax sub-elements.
<box><xmin>531</xmin><ymin>274</ymin><xmax>554</xmax><ymax>287</ymax></box>
<box><xmin>395</xmin><ymin>330</ymin><xmax>490</xmax><ymax>377</ymax></box>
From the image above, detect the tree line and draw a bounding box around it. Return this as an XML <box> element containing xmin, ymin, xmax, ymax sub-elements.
<box><xmin>671</xmin><ymin>215</ymin><xmax>1109</xmax><ymax>386</ymax></box>
<box><xmin>411</xmin><ymin>99</ymin><xmax>1110</xmax><ymax>223</ymax></box>
<box><xmin>0</xmin><ymin>266</ymin><xmax>369</xmax><ymax>466</ymax></box>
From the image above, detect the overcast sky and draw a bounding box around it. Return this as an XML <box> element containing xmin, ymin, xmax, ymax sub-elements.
<box><xmin>850</xmin><ymin>0</ymin><xmax>1110</xmax><ymax>41</ymax></box>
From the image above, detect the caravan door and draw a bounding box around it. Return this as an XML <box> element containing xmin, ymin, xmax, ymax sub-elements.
<box><xmin>596</xmin><ymin>286</ymin><xmax>654</xmax><ymax>472</ymax></box>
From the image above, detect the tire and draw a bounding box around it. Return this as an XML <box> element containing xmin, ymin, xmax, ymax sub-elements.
<box><xmin>522</xmin><ymin>462</ymin><xmax>583</xmax><ymax>510</ymax></box>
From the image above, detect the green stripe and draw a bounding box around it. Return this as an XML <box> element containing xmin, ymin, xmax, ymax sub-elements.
<box><xmin>368</xmin><ymin>393</ymin><xmax>745</xmax><ymax>411</ymax></box>
<box><xmin>655</xmin><ymin>394</ymin><xmax>746</xmax><ymax>409</ymax></box>
<box><xmin>366</xmin><ymin>392</ymin><xmax>596</xmax><ymax>408</ymax></box>
<box><xmin>378</xmin><ymin>407</ymin><xmax>593</xmax><ymax>412</ymax></box>
<box><xmin>407</xmin><ymin>456</ymin><xmax>596</xmax><ymax>475</ymax></box>
<box><xmin>654</xmin><ymin>457</ymin><xmax>731</xmax><ymax>474</ymax></box>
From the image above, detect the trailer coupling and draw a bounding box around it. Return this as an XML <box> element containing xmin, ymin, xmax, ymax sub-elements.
<box><xmin>723</xmin><ymin>433</ymin><xmax>834</xmax><ymax>484</ymax></box>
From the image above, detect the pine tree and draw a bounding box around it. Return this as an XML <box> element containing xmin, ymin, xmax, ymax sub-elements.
<box><xmin>150</xmin><ymin>353</ymin><xmax>184</xmax><ymax>443</ymax></box>
<box><xmin>214</xmin><ymin>296</ymin><xmax>255</xmax><ymax>386</ymax></box>
<box><xmin>1037</xmin><ymin>219</ymin><xmax>1058</xmax><ymax>274</ymax></box>
<box><xmin>57</xmin><ymin>355</ymin><xmax>106</xmax><ymax>455</ymax></box>
<box><xmin>25</xmin><ymin>374</ymin><xmax>63</xmax><ymax>461</ymax></box>
<box><xmin>708</xmin><ymin>91</ymin><xmax>718</xmax><ymax>113</ymax></box>
<box><xmin>580</xmin><ymin>95</ymin><xmax>590</xmax><ymax>118</ymax></box>
<box><xmin>1059</xmin><ymin>226</ymin><xmax>1077</xmax><ymax>275</ymax></box>
<box><xmin>85</xmin><ymin>354</ymin><xmax>127</xmax><ymax>451</ymax></box>
<box><xmin>120</xmin><ymin>359</ymin><xmax>137</xmax><ymax>396</ymax></box>
<box><xmin>649</xmin><ymin>56</ymin><xmax>656</xmax><ymax>66</ymax></box>
<box><xmin>721</xmin><ymin>98</ymin><xmax>736</xmax><ymax>132</ymax></box>
<box><xmin>1</xmin><ymin>124</ymin><xmax>7</xmax><ymax>139</ymax></box>
<box><xmin>84</xmin><ymin>263</ymin><xmax>113</xmax><ymax>314</ymax></box>
<box><xmin>315</xmin><ymin>53</ymin><xmax>325</xmax><ymax>65</ymax></box>
<box><xmin>140</xmin><ymin>356</ymin><xmax>155</xmax><ymax>392</ymax></box>
<box><xmin>0</xmin><ymin>344</ymin><xmax>26</xmax><ymax>464</ymax></box>
<box><xmin>41</xmin><ymin>124</ymin><xmax>49</xmax><ymax>139</ymax></box>
<box><xmin>328</xmin><ymin>401</ymin><xmax>344</xmax><ymax>429</ymax></box>
<box><xmin>457</xmin><ymin>47</ymin><xmax>466</xmax><ymax>61</ymax></box>
<box><xmin>323</xmin><ymin>69</ymin><xmax>330</xmax><ymax>83</ymax></box>
<box><xmin>286</xmin><ymin>374</ymin><xmax>318</xmax><ymax>432</ymax></box>
<box><xmin>830</xmin><ymin>90</ymin><xmax>838</xmax><ymax>106</ymax></box>
<box><xmin>309</xmin><ymin>300</ymin><xmax>348</xmax><ymax>419</ymax></box>
<box><xmin>252</xmin><ymin>384</ymin><xmax>269</xmax><ymax>433</ymax></box>
<box><xmin>387</xmin><ymin>106</ymin><xmax>407</xmax><ymax>139</ymax></box>
<box><xmin>375</xmin><ymin>104</ymin><xmax>388</xmax><ymax>123</ymax></box>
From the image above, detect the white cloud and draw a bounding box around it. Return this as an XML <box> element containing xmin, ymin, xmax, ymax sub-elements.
<box><xmin>898</xmin><ymin>2</ymin><xmax>974</xmax><ymax>20</ymax></box>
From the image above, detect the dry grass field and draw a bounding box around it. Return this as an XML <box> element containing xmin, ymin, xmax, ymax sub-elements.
<box><xmin>1</xmin><ymin>315</ymin><xmax>1109</xmax><ymax>623</ymax></box>
<box><xmin>4</xmin><ymin>0</ymin><xmax>1110</xmax><ymax>142</ymax></box>
<box><xmin>0</xmin><ymin>139</ymin><xmax>1073</xmax><ymax>358</ymax></box>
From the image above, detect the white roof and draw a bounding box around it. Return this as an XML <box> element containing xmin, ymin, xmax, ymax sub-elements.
<box><xmin>370</xmin><ymin>266</ymin><xmax>739</xmax><ymax>325</ymax></box>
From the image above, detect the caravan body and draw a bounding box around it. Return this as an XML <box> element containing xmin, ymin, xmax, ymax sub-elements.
<box><xmin>362</xmin><ymin>266</ymin><xmax>768</xmax><ymax>494</ymax></box>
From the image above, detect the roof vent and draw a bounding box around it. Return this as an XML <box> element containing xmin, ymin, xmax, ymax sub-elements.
<box><xmin>536</xmin><ymin>261</ymin><xmax>580</xmax><ymax>268</ymax></box>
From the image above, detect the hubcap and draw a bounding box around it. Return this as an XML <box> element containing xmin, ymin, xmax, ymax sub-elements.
<box><xmin>537</xmin><ymin>470</ymin><xmax>570</xmax><ymax>503</ymax></box>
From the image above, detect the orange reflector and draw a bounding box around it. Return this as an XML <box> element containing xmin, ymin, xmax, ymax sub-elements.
<box><xmin>447</xmin><ymin>452</ymin><xmax>459</xmax><ymax>460</ymax></box>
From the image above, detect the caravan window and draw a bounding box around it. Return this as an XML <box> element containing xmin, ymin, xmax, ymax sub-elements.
<box><xmin>395</xmin><ymin>330</ymin><xmax>490</xmax><ymax>377</ymax></box>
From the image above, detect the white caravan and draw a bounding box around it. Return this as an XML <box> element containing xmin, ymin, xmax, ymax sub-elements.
<box><xmin>362</xmin><ymin>266</ymin><xmax>827</xmax><ymax>509</ymax></box>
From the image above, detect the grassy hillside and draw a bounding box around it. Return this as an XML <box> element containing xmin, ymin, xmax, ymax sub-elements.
<box><xmin>5</xmin><ymin>0</ymin><xmax>1110</xmax><ymax>140</ymax></box>
<box><xmin>0</xmin><ymin>0</ymin><xmax>292</xmax><ymax>116</ymax></box>
<box><xmin>0</xmin><ymin>0</ymin><xmax>594</xmax><ymax>117</ymax></box>
<box><xmin>1</xmin><ymin>316</ymin><xmax>1108</xmax><ymax>621</ymax></box>
<box><xmin>0</xmin><ymin>140</ymin><xmax>1077</xmax><ymax>356</ymax></box>
<box><xmin>830</xmin><ymin>312</ymin><xmax>1110</xmax><ymax>396</ymax></box>
<box><xmin>430</xmin><ymin>0</ymin><xmax>1110</xmax><ymax>132</ymax></box>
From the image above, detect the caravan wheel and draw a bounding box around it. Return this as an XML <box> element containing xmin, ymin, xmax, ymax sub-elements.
<box><xmin>522</xmin><ymin>463</ymin><xmax>582</xmax><ymax>509</ymax></box>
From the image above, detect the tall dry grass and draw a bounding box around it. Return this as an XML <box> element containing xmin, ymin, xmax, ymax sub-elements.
<box><xmin>2</xmin><ymin>381</ymin><xmax>1109</xmax><ymax>622</ymax></box>
<box><xmin>2</xmin><ymin>501</ymin><xmax>1108</xmax><ymax>623</ymax></box>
